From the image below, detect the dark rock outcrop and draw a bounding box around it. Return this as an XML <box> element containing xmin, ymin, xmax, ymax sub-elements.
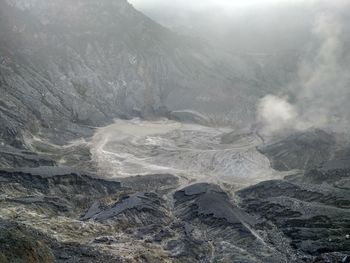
<box><xmin>0</xmin><ymin>220</ymin><xmax>54</xmax><ymax>263</ymax></box>
<box><xmin>119</xmin><ymin>173</ymin><xmax>179</xmax><ymax>193</ymax></box>
<box><xmin>0</xmin><ymin>167</ymin><xmax>123</xmax><ymax>220</ymax></box>
<box><xmin>82</xmin><ymin>192</ymin><xmax>169</xmax><ymax>225</ymax></box>
<box><xmin>237</xmin><ymin>155</ymin><xmax>350</xmax><ymax>261</ymax></box>
<box><xmin>0</xmin><ymin>167</ymin><xmax>122</xmax><ymax>196</ymax></box>
<box><xmin>0</xmin><ymin>219</ymin><xmax>124</xmax><ymax>263</ymax></box>
<box><xmin>1</xmin><ymin>165</ymin><xmax>348</xmax><ymax>262</ymax></box>
<box><xmin>258</xmin><ymin>129</ymin><xmax>336</xmax><ymax>171</ymax></box>
<box><xmin>174</xmin><ymin>183</ymin><xmax>256</xmax><ymax>226</ymax></box>
<box><xmin>0</xmin><ymin>145</ymin><xmax>55</xmax><ymax>168</ymax></box>
<box><xmin>173</xmin><ymin>183</ymin><xmax>295</xmax><ymax>263</ymax></box>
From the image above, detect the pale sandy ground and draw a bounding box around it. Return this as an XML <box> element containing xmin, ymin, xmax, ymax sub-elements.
<box><xmin>90</xmin><ymin>118</ymin><xmax>287</xmax><ymax>188</ymax></box>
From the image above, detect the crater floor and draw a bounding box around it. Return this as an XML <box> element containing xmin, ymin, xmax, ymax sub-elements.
<box><xmin>90</xmin><ymin>119</ymin><xmax>284</xmax><ymax>187</ymax></box>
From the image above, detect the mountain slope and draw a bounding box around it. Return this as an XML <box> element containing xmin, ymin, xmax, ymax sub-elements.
<box><xmin>0</xmin><ymin>0</ymin><xmax>294</xmax><ymax>149</ymax></box>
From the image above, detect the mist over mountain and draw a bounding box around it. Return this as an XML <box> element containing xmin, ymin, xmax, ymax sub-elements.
<box><xmin>130</xmin><ymin>0</ymin><xmax>350</xmax><ymax>52</ymax></box>
<box><xmin>0</xmin><ymin>0</ymin><xmax>349</xmax><ymax>262</ymax></box>
<box><xmin>0</xmin><ymin>0</ymin><xmax>299</xmax><ymax>149</ymax></box>
<box><xmin>131</xmin><ymin>0</ymin><xmax>350</xmax><ymax>136</ymax></box>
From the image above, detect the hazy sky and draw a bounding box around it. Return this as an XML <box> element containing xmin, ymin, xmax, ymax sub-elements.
<box><xmin>128</xmin><ymin>0</ymin><xmax>350</xmax><ymax>53</ymax></box>
<box><xmin>129</xmin><ymin>0</ymin><xmax>349</xmax><ymax>24</ymax></box>
<box><xmin>130</xmin><ymin>0</ymin><xmax>315</xmax><ymax>10</ymax></box>
<box><xmin>129</xmin><ymin>0</ymin><xmax>350</xmax><ymax>133</ymax></box>
<box><xmin>129</xmin><ymin>0</ymin><xmax>348</xmax><ymax>9</ymax></box>
<box><xmin>128</xmin><ymin>0</ymin><xmax>318</xmax><ymax>53</ymax></box>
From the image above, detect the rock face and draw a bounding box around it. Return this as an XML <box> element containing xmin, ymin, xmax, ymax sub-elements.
<box><xmin>174</xmin><ymin>183</ymin><xmax>255</xmax><ymax>225</ymax></box>
<box><xmin>0</xmin><ymin>161</ymin><xmax>349</xmax><ymax>262</ymax></box>
<box><xmin>0</xmin><ymin>0</ymin><xmax>294</xmax><ymax>149</ymax></box>
<box><xmin>0</xmin><ymin>144</ymin><xmax>56</xmax><ymax>168</ymax></box>
<box><xmin>0</xmin><ymin>219</ymin><xmax>126</xmax><ymax>263</ymax></box>
<box><xmin>0</xmin><ymin>0</ymin><xmax>349</xmax><ymax>262</ymax></box>
<box><xmin>258</xmin><ymin>129</ymin><xmax>336</xmax><ymax>171</ymax></box>
<box><xmin>173</xmin><ymin>183</ymin><xmax>296</xmax><ymax>263</ymax></box>
<box><xmin>0</xmin><ymin>167</ymin><xmax>298</xmax><ymax>263</ymax></box>
<box><xmin>0</xmin><ymin>167</ymin><xmax>123</xmax><ymax>220</ymax></box>
<box><xmin>0</xmin><ymin>168</ymin><xmax>129</xmax><ymax>262</ymax></box>
<box><xmin>237</xmin><ymin>153</ymin><xmax>350</xmax><ymax>262</ymax></box>
<box><xmin>81</xmin><ymin>192</ymin><xmax>169</xmax><ymax>225</ymax></box>
<box><xmin>0</xmin><ymin>220</ymin><xmax>54</xmax><ymax>263</ymax></box>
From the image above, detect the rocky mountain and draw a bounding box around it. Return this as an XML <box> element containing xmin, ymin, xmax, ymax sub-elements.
<box><xmin>258</xmin><ymin>129</ymin><xmax>337</xmax><ymax>171</ymax></box>
<box><xmin>1</xmin><ymin>145</ymin><xmax>349</xmax><ymax>262</ymax></box>
<box><xmin>0</xmin><ymin>0</ymin><xmax>349</xmax><ymax>262</ymax></box>
<box><xmin>0</xmin><ymin>0</ymin><xmax>296</xmax><ymax>149</ymax></box>
<box><xmin>238</xmin><ymin>150</ymin><xmax>350</xmax><ymax>262</ymax></box>
<box><xmin>0</xmin><ymin>168</ymin><xmax>308</xmax><ymax>262</ymax></box>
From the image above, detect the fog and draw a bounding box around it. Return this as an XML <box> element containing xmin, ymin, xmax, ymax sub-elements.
<box><xmin>258</xmin><ymin>11</ymin><xmax>350</xmax><ymax>136</ymax></box>
<box><xmin>130</xmin><ymin>0</ymin><xmax>350</xmax><ymax>135</ymax></box>
<box><xmin>130</xmin><ymin>0</ymin><xmax>350</xmax><ymax>53</ymax></box>
<box><xmin>130</xmin><ymin>0</ymin><xmax>310</xmax><ymax>10</ymax></box>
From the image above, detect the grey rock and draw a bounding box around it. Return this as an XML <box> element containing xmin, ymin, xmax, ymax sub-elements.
<box><xmin>258</xmin><ymin>129</ymin><xmax>336</xmax><ymax>171</ymax></box>
<box><xmin>0</xmin><ymin>219</ymin><xmax>124</xmax><ymax>263</ymax></box>
<box><xmin>174</xmin><ymin>183</ymin><xmax>293</xmax><ymax>263</ymax></box>
<box><xmin>0</xmin><ymin>0</ymin><xmax>296</xmax><ymax>150</ymax></box>
<box><xmin>0</xmin><ymin>145</ymin><xmax>55</xmax><ymax>168</ymax></box>
<box><xmin>237</xmin><ymin>173</ymin><xmax>350</xmax><ymax>258</ymax></box>
<box><xmin>82</xmin><ymin>192</ymin><xmax>169</xmax><ymax>225</ymax></box>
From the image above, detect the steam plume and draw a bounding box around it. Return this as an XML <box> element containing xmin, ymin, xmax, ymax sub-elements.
<box><xmin>257</xmin><ymin>11</ymin><xmax>350</xmax><ymax>136</ymax></box>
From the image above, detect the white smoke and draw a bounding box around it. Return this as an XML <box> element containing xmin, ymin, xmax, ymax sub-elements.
<box><xmin>257</xmin><ymin>95</ymin><xmax>298</xmax><ymax>135</ymax></box>
<box><xmin>257</xmin><ymin>10</ymin><xmax>350</xmax><ymax>136</ymax></box>
<box><xmin>297</xmin><ymin>12</ymin><xmax>349</xmax><ymax>128</ymax></box>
